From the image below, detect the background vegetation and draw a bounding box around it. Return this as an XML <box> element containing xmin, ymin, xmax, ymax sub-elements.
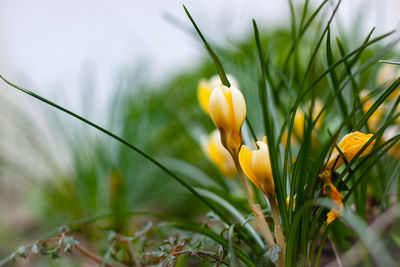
<box><xmin>0</xmin><ymin>1</ymin><xmax>399</xmax><ymax>266</ymax></box>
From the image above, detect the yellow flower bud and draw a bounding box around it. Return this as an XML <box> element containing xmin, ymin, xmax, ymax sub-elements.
<box><xmin>238</xmin><ymin>140</ymin><xmax>275</xmax><ymax>199</ymax></box>
<box><xmin>325</xmin><ymin>131</ymin><xmax>375</xmax><ymax>171</ymax></box>
<box><xmin>202</xmin><ymin>130</ymin><xmax>236</xmax><ymax>177</ymax></box>
<box><xmin>209</xmin><ymin>84</ymin><xmax>246</xmax><ymax>154</ymax></box>
<box><xmin>197</xmin><ymin>74</ymin><xmax>239</xmax><ymax>115</ymax></box>
<box><xmin>283</xmin><ymin>100</ymin><xmax>324</xmax><ymax>145</ymax></box>
<box><xmin>293</xmin><ymin>108</ymin><xmax>305</xmax><ymax>140</ymax></box>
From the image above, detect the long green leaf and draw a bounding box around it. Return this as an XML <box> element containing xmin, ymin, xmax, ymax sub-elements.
<box><xmin>0</xmin><ymin>74</ymin><xmax>229</xmax><ymax>224</ymax></box>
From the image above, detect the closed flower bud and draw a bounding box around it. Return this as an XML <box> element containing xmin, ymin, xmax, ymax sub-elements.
<box><xmin>239</xmin><ymin>140</ymin><xmax>275</xmax><ymax>199</ymax></box>
<box><xmin>202</xmin><ymin>130</ymin><xmax>236</xmax><ymax>177</ymax></box>
<box><xmin>197</xmin><ymin>74</ymin><xmax>239</xmax><ymax>115</ymax></box>
<box><xmin>209</xmin><ymin>84</ymin><xmax>246</xmax><ymax>154</ymax></box>
<box><xmin>325</xmin><ymin>131</ymin><xmax>375</xmax><ymax>171</ymax></box>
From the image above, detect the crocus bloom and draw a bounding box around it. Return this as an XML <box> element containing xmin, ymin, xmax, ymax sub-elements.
<box><xmin>202</xmin><ymin>130</ymin><xmax>236</xmax><ymax>177</ymax></box>
<box><xmin>209</xmin><ymin>84</ymin><xmax>246</xmax><ymax>154</ymax></box>
<box><xmin>197</xmin><ymin>74</ymin><xmax>239</xmax><ymax>115</ymax></box>
<box><xmin>320</xmin><ymin>131</ymin><xmax>375</xmax><ymax>224</ymax></box>
<box><xmin>283</xmin><ymin>100</ymin><xmax>324</xmax><ymax>146</ymax></box>
<box><xmin>325</xmin><ymin>131</ymin><xmax>376</xmax><ymax>171</ymax></box>
<box><xmin>238</xmin><ymin>139</ymin><xmax>275</xmax><ymax>199</ymax></box>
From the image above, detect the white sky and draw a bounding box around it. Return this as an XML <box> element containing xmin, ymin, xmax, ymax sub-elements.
<box><xmin>0</xmin><ymin>0</ymin><xmax>398</xmax><ymax>113</ymax></box>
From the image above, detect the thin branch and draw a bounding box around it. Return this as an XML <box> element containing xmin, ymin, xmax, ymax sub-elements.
<box><xmin>74</xmin><ymin>243</ymin><xmax>113</xmax><ymax>267</ymax></box>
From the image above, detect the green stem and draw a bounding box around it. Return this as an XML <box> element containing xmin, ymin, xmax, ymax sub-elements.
<box><xmin>270</xmin><ymin>199</ymin><xmax>286</xmax><ymax>267</ymax></box>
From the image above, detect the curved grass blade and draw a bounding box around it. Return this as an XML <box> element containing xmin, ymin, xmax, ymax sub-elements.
<box><xmin>182</xmin><ymin>5</ymin><xmax>230</xmax><ymax>87</ymax></box>
<box><xmin>158</xmin><ymin>157</ymin><xmax>223</xmax><ymax>190</ymax></box>
<box><xmin>196</xmin><ymin>188</ymin><xmax>265</xmax><ymax>250</ymax></box>
<box><xmin>228</xmin><ymin>224</ymin><xmax>241</xmax><ymax>267</ymax></box>
<box><xmin>253</xmin><ymin>19</ymin><xmax>288</xmax><ymax>229</ymax></box>
<box><xmin>379</xmin><ymin>60</ymin><xmax>400</xmax><ymax>65</ymax></box>
<box><xmin>299</xmin><ymin>30</ymin><xmax>396</xmax><ymax>104</ymax></box>
<box><xmin>0</xmin><ymin>74</ymin><xmax>229</xmax><ymax>224</ymax></box>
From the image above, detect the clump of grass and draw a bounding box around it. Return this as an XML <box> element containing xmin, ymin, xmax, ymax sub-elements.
<box><xmin>1</xmin><ymin>1</ymin><xmax>400</xmax><ymax>266</ymax></box>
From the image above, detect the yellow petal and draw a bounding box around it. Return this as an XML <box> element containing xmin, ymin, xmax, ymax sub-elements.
<box><xmin>327</xmin><ymin>210</ymin><xmax>340</xmax><ymax>224</ymax></box>
<box><xmin>209</xmin><ymin>74</ymin><xmax>239</xmax><ymax>89</ymax></box>
<box><xmin>210</xmin><ymin>84</ymin><xmax>246</xmax><ymax>153</ymax></box>
<box><xmin>326</xmin><ymin>131</ymin><xmax>375</xmax><ymax>170</ymax></box>
<box><xmin>197</xmin><ymin>79</ymin><xmax>212</xmax><ymax>115</ymax></box>
<box><xmin>204</xmin><ymin>131</ymin><xmax>236</xmax><ymax>177</ymax></box>
<box><xmin>363</xmin><ymin>100</ymin><xmax>383</xmax><ymax>131</ymax></box>
<box><xmin>239</xmin><ymin>140</ymin><xmax>275</xmax><ymax>198</ymax></box>
<box><xmin>231</xmin><ymin>86</ymin><xmax>247</xmax><ymax>133</ymax></box>
<box><xmin>293</xmin><ymin>108</ymin><xmax>305</xmax><ymax>140</ymax></box>
<box><xmin>209</xmin><ymin>85</ymin><xmax>232</xmax><ymax>131</ymax></box>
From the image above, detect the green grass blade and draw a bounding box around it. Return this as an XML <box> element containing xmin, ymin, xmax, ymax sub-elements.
<box><xmin>182</xmin><ymin>5</ymin><xmax>230</xmax><ymax>87</ymax></box>
<box><xmin>253</xmin><ymin>19</ymin><xmax>289</xmax><ymax>229</ymax></box>
<box><xmin>197</xmin><ymin>188</ymin><xmax>265</xmax><ymax>250</ymax></box>
<box><xmin>379</xmin><ymin>60</ymin><xmax>400</xmax><ymax>65</ymax></box>
<box><xmin>0</xmin><ymin>74</ymin><xmax>230</xmax><ymax>224</ymax></box>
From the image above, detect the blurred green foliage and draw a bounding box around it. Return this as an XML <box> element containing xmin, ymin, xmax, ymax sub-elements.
<box><xmin>1</xmin><ymin>1</ymin><xmax>400</xmax><ymax>266</ymax></box>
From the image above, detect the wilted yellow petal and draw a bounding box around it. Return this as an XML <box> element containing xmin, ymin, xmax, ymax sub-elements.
<box><xmin>322</xmin><ymin>180</ymin><xmax>343</xmax><ymax>224</ymax></box>
<box><xmin>326</xmin><ymin>131</ymin><xmax>375</xmax><ymax>170</ymax></box>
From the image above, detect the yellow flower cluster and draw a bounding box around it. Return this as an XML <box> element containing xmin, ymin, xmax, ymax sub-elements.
<box><xmin>197</xmin><ymin>74</ymin><xmax>275</xmax><ymax>199</ymax></box>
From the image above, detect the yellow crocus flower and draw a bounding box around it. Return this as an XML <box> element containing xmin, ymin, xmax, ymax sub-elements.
<box><xmin>320</xmin><ymin>131</ymin><xmax>375</xmax><ymax>224</ymax></box>
<box><xmin>209</xmin><ymin>84</ymin><xmax>246</xmax><ymax>155</ymax></box>
<box><xmin>325</xmin><ymin>131</ymin><xmax>375</xmax><ymax>171</ymax></box>
<box><xmin>202</xmin><ymin>130</ymin><xmax>236</xmax><ymax>177</ymax></box>
<box><xmin>197</xmin><ymin>74</ymin><xmax>238</xmax><ymax>115</ymax></box>
<box><xmin>238</xmin><ymin>140</ymin><xmax>275</xmax><ymax>199</ymax></box>
<box><xmin>283</xmin><ymin>100</ymin><xmax>324</xmax><ymax>146</ymax></box>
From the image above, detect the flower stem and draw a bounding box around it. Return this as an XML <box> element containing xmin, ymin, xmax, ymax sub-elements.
<box><xmin>232</xmin><ymin>154</ymin><xmax>276</xmax><ymax>251</ymax></box>
<box><xmin>270</xmin><ymin>199</ymin><xmax>286</xmax><ymax>267</ymax></box>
